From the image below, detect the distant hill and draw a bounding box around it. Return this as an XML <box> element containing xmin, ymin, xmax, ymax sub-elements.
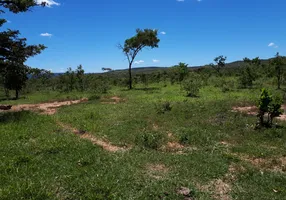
<box><xmin>50</xmin><ymin>57</ymin><xmax>284</xmax><ymax>76</ymax></box>
<box><xmin>105</xmin><ymin>57</ymin><xmax>276</xmax><ymax>75</ymax></box>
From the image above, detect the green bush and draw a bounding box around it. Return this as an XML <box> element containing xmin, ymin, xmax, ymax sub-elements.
<box><xmin>257</xmin><ymin>88</ymin><xmax>283</xmax><ymax>128</ymax></box>
<box><xmin>135</xmin><ymin>131</ymin><xmax>165</xmax><ymax>150</ymax></box>
<box><xmin>155</xmin><ymin>101</ymin><xmax>172</xmax><ymax>114</ymax></box>
<box><xmin>181</xmin><ymin>73</ymin><xmax>202</xmax><ymax>97</ymax></box>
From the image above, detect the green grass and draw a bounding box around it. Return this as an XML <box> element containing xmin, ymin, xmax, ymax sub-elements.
<box><xmin>1</xmin><ymin>84</ymin><xmax>286</xmax><ymax>199</ymax></box>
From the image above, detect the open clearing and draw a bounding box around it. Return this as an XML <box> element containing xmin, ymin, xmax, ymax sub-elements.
<box><xmin>1</xmin><ymin>85</ymin><xmax>286</xmax><ymax>199</ymax></box>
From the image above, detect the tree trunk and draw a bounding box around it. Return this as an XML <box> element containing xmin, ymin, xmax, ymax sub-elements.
<box><xmin>277</xmin><ymin>75</ymin><xmax>281</xmax><ymax>90</ymax></box>
<box><xmin>15</xmin><ymin>89</ymin><xmax>19</xmax><ymax>100</ymax></box>
<box><xmin>128</xmin><ymin>63</ymin><xmax>132</xmax><ymax>90</ymax></box>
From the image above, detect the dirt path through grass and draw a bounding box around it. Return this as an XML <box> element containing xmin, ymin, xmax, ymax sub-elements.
<box><xmin>0</xmin><ymin>98</ymin><xmax>88</xmax><ymax>115</ymax></box>
<box><xmin>57</xmin><ymin>121</ymin><xmax>131</xmax><ymax>152</ymax></box>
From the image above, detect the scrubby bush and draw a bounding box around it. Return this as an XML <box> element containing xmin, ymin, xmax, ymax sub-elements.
<box><xmin>155</xmin><ymin>101</ymin><xmax>172</xmax><ymax>114</ymax></box>
<box><xmin>257</xmin><ymin>88</ymin><xmax>283</xmax><ymax>128</ymax></box>
<box><xmin>181</xmin><ymin>73</ymin><xmax>202</xmax><ymax>97</ymax></box>
<box><xmin>135</xmin><ymin>131</ymin><xmax>165</xmax><ymax>150</ymax></box>
<box><xmin>238</xmin><ymin>66</ymin><xmax>256</xmax><ymax>88</ymax></box>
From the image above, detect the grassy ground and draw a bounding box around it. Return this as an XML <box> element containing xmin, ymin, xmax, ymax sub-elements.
<box><xmin>1</xmin><ymin>84</ymin><xmax>286</xmax><ymax>199</ymax></box>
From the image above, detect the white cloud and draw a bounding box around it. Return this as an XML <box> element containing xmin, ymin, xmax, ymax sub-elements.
<box><xmin>36</xmin><ymin>0</ymin><xmax>60</xmax><ymax>7</ymax></box>
<box><xmin>160</xmin><ymin>31</ymin><xmax>166</xmax><ymax>35</ymax></box>
<box><xmin>153</xmin><ymin>59</ymin><xmax>160</xmax><ymax>63</ymax></box>
<box><xmin>134</xmin><ymin>60</ymin><xmax>144</xmax><ymax>65</ymax></box>
<box><xmin>177</xmin><ymin>0</ymin><xmax>184</xmax><ymax>2</ymax></box>
<box><xmin>268</xmin><ymin>42</ymin><xmax>278</xmax><ymax>48</ymax></box>
<box><xmin>40</xmin><ymin>33</ymin><xmax>52</xmax><ymax>37</ymax></box>
<box><xmin>197</xmin><ymin>0</ymin><xmax>202</xmax><ymax>2</ymax></box>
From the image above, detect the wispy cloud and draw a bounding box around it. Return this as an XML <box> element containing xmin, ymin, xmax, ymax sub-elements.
<box><xmin>153</xmin><ymin>59</ymin><xmax>160</xmax><ymax>63</ymax></box>
<box><xmin>160</xmin><ymin>31</ymin><xmax>166</xmax><ymax>35</ymax></box>
<box><xmin>40</xmin><ymin>33</ymin><xmax>53</xmax><ymax>37</ymax></box>
<box><xmin>134</xmin><ymin>60</ymin><xmax>144</xmax><ymax>65</ymax></box>
<box><xmin>36</xmin><ymin>0</ymin><xmax>60</xmax><ymax>7</ymax></box>
<box><xmin>197</xmin><ymin>0</ymin><xmax>202</xmax><ymax>2</ymax></box>
<box><xmin>268</xmin><ymin>42</ymin><xmax>278</xmax><ymax>48</ymax></box>
<box><xmin>177</xmin><ymin>0</ymin><xmax>185</xmax><ymax>2</ymax></box>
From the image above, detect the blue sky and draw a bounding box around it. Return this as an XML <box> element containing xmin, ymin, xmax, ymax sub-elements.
<box><xmin>2</xmin><ymin>0</ymin><xmax>286</xmax><ymax>73</ymax></box>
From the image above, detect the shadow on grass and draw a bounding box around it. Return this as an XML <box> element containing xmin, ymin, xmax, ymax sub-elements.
<box><xmin>0</xmin><ymin>96</ymin><xmax>26</xmax><ymax>101</ymax></box>
<box><xmin>0</xmin><ymin>111</ymin><xmax>31</xmax><ymax>123</ymax></box>
<box><xmin>120</xmin><ymin>87</ymin><xmax>161</xmax><ymax>92</ymax></box>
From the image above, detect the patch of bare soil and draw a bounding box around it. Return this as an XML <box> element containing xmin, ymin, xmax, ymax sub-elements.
<box><xmin>146</xmin><ymin>163</ymin><xmax>169</xmax><ymax>180</ymax></box>
<box><xmin>101</xmin><ymin>96</ymin><xmax>125</xmax><ymax>104</ymax></box>
<box><xmin>232</xmin><ymin>105</ymin><xmax>286</xmax><ymax>121</ymax></box>
<box><xmin>57</xmin><ymin>122</ymin><xmax>130</xmax><ymax>153</ymax></box>
<box><xmin>176</xmin><ymin>187</ymin><xmax>194</xmax><ymax>200</ymax></box>
<box><xmin>0</xmin><ymin>98</ymin><xmax>88</xmax><ymax>115</ymax></box>
<box><xmin>232</xmin><ymin>153</ymin><xmax>286</xmax><ymax>173</ymax></box>
<box><xmin>198</xmin><ymin>163</ymin><xmax>244</xmax><ymax>200</ymax></box>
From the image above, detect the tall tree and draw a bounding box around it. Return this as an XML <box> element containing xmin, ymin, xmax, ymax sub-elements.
<box><xmin>76</xmin><ymin>64</ymin><xmax>85</xmax><ymax>91</ymax></box>
<box><xmin>212</xmin><ymin>55</ymin><xmax>227</xmax><ymax>75</ymax></box>
<box><xmin>271</xmin><ymin>52</ymin><xmax>285</xmax><ymax>90</ymax></box>
<box><xmin>0</xmin><ymin>0</ymin><xmax>46</xmax><ymax>99</ymax></box>
<box><xmin>119</xmin><ymin>29</ymin><xmax>160</xmax><ymax>89</ymax></box>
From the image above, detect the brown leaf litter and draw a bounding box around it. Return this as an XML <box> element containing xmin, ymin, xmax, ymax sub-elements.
<box><xmin>0</xmin><ymin>98</ymin><xmax>88</xmax><ymax>115</ymax></box>
<box><xmin>57</xmin><ymin>122</ymin><xmax>130</xmax><ymax>153</ymax></box>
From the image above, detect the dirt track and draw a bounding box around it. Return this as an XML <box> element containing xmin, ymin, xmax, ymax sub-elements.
<box><xmin>0</xmin><ymin>98</ymin><xmax>88</xmax><ymax>115</ymax></box>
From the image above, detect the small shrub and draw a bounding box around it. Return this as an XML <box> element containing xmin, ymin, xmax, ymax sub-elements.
<box><xmin>155</xmin><ymin>101</ymin><xmax>172</xmax><ymax>114</ymax></box>
<box><xmin>135</xmin><ymin>131</ymin><xmax>165</xmax><ymax>150</ymax></box>
<box><xmin>238</xmin><ymin>66</ymin><xmax>256</xmax><ymax>88</ymax></box>
<box><xmin>256</xmin><ymin>88</ymin><xmax>283</xmax><ymax>128</ymax></box>
<box><xmin>181</xmin><ymin>73</ymin><xmax>202</xmax><ymax>97</ymax></box>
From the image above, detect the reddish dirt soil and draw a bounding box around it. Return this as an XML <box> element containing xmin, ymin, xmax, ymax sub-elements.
<box><xmin>0</xmin><ymin>98</ymin><xmax>88</xmax><ymax>115</ymax></box>
<box><xmin>57</xmin><ymin>122</ymin><xmax>130</xmax><ymax>153</ymax></box>
<box><xmin>101</xmin><ymin>96</ymin><xmax>125</xmax><ymax>104</ymax></box>
<box><xmin>232</xmin><ymin>105</ymin><xmax>286</xmax><ymax>121</ymax></box>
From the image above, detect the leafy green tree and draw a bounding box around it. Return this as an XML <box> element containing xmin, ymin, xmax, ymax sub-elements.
<box><xmin>171</xmin><ymin>62</ymin><xmax>189</xmax><ymax>83</ymax></box>
<box><xmin>76</xmin><ymin>65</ymin><xmax>85</xmax><ymax>91</ymax></box>
<box><xmin>119</xmin><ymin>29</ymin><xmax>160</xmax><ymax>89</ymax></box>
<box><xmin>0</xmin><ymin>0</ymin><xmax>46</xmax><ymax>13</ymax></box>
<box><xmin>270</xmin><ymin>52</ymin><xmax>285</xmax><ymax>89</ymax></box>
<box><xmin>65</xmin><ymin>67</ymin><xmax>76</xmax><ymax>92</ymax></box>
<box><xmin>181</xmin><ymin>73</ymin><xmax>202</xmax><ymax>97</ymax></box>
<box><xmin>212</xmin><ymin>55</ymin><xmax>227</xmax><ymax>75</ymax></box>
<box><xmin>239</xmin><ymin>57</ymin><xmax>259</xmax><ymax>88</ymax></box>
<box><xmin>0</xmin><ymin>0</ymin><xmax>46</xmax><ymax>99</ymax></box>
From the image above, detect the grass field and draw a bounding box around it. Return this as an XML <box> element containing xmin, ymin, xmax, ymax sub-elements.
<box><xmin>1</xmin><ymin>84</ymin><xmax>286</xmax><ymax>199</ymax></box>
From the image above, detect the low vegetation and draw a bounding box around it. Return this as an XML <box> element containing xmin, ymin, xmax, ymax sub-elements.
<box><xmin>1</xmin><ymin>1</ymin><xmax>286</xmax><ymax>199</ymax></box>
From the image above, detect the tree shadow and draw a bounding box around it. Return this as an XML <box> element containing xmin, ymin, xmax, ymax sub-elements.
<box><xmin>0</xmin><ymin>96</ymin><xmax>25</xmax><ymax>101</ymax></box>
<box><xmin>134</xmin><ymin>87</ymin><xmax>161</xmax><ymax>91</ymax></box>
<box><xmin>0</xmin><ymin>111</ymin><xmax>31</xmax><ymax>123</ymax></box>
<box><xmin>120</xmin><ymin>87</ymin><xmax>161</xmax><ymax>92</ymax></box>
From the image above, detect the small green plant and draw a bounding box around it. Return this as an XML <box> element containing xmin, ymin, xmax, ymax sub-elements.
<box><xmin>155</xmin><ymin>101</ymin><xmax>172</xmax><ymax>114</ymax></box>
<box><xmin>239</xmin><ymin>66</ymin><xmax>256</xmax><ymax>88</ymax></box>
<box><xmin>181</xmin><ymin>73</ymin><xmax>202</xmax><ymax>97</ymax></box>
<box><xmin>257</xmin><ymin>88</ymin><xmax>283</xmax><ymax>128</ymax></box>
<box><xmin>135</xmin><ymin>131</ymin><xmax>165</xmax><ymax>150</ymax></box>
